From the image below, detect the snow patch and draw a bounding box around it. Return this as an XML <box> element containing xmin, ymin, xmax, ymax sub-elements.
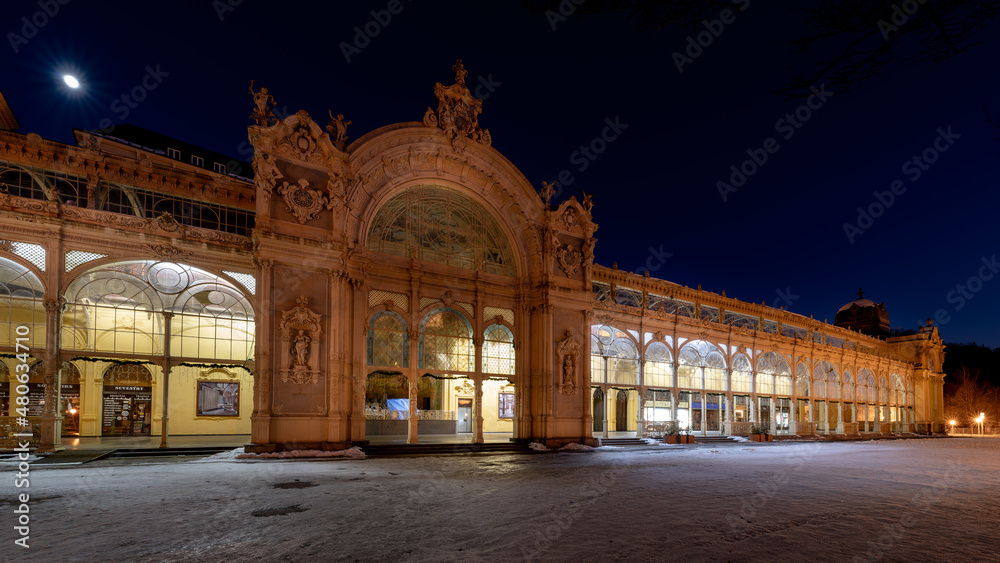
<box><xmin>560</xmin><ymin>443</ymin><xmax>595</xmax><ymax>451</ymax></box>
<box><xmin>190</xmin><ymin>447</ymin><xmax>245</xmax><ymax>462</ymax></box>
<box><xmin>235</xmin><ymin>447</ymin><xmax>367</xmax><ymax>460</ymax></box>
<box><xmin>732</xmin><ymin>436</ymin><xmax>751</xmax><ymax>443</ymax></box>
<box><xmin>528</xmin><ymin>442</ymin><xmax>550</xmax><ymax>452</ymax></box>
<box><xmin>0</xmin><ymin>453</ymin><xmax>41</xmax><ymax>466</ymax></box>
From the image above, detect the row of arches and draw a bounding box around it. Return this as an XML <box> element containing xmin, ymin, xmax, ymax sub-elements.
<box><xmin>1</xmin><ymin>256</ymin><xmax>255</xmax><ymax>361</ymax></box>
<box><xmin>590</xmin><ymin>325</ymin><xmax>916</xmax><ymax>436</ymax></box>
<box><xmin>367</xmin><ymin>307</ymin><xmax>515</xmax><ymax>375</ymax></box>
<box><xmin>590</xmin><ymin>326</ymin><xmax>914</xmax><ymax>406</ymax></box>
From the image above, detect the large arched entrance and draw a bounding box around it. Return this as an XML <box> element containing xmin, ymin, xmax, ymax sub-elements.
<box><xmin>62</xmin><ymin>260</ymin><xmax>255</xmax><ymax>441</ymax></box>
<box><xmin>361</xmin><ymin>185</ymin><xmax>522</xmax><ymax>444</ymax></box>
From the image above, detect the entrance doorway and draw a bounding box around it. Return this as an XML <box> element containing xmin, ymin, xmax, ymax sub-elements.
<box><xmin>457</xmin><ymin>398</ymin><xmax>472</xmax><ymax>433</ymax></box>
<box><xmin>706</xmin><ymin>393</ymin><xmax>726</xmax><ymax>434</ymax></box>
<box><xmin>102</xmin><ymin>364</ymin><xmax>153</xmax><ymax>437</ymax></box>
<box><xmin>758</xmin><ymin>396</ymin><xmax>772</xmax><ymax>433</ymax></box>
<box><xmin>592</xmin><ymin>388</ymin><xmax>604</xmax><ymax>433</ymax></box>
<box><xmin>615</xmin><ymin>390</ymin><xmax>628</xmax><ymax>431</ymax></box>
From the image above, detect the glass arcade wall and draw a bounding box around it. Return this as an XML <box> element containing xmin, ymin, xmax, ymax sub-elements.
<box><xmin>56</xmin><ymin>260</ymin><xmax>255</xmax><ymax>437</ymax></box>
<box><xmin>586</xmin><ymin>326</ymin><xmax>915</xmax><ymax>438</ymax></box>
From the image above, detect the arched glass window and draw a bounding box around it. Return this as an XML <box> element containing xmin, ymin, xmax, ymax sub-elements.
<box><xmin>419</xmin><ymin>308</ymin><xmax>473</xmax><ymax>372</ymax></box>
<box><xmin>795</xmin><ymin>362</ymin><xmax>810</xmax><ymax>397</ymax></box>
<box><xmin>678</xmin><ymin>340</ymin><xmax>726</xmax><ymax>391</ymax></box>
<box><xmin>756</xmin><ymin>351</ymin><xmax>790</xmax><ymax>395</ymax></box>
<box><xmin>842</xmin><ymin>370</ymin><xmax>854</xmax><ymax>401</ymax></box>
<box><xmin>644</xmin><ymin>342</ymin><xmax>673</xmax><ymax>388</ymax></box>
<box><xmin>483</xmin><ymin>324</ymin><xmax>515</xmax><ymax>375</ymax></box>
<box><xmin>63</xmin><ymin>261</ymin><xmax>254</xmax><ymax>361</ymax></box>
<box><xmin>856</xmin><ymin>368</ymin><xmax>876</xmax><ymax>403</ymax></box>
<box><xmin>815</xmin><ymin>361</ymin><xmax>839</xmax><ymax>400</ymax></box>
<box><xmin>104</xmin><ymin>363</ymin><xmax>153</xmax><ymax>385</ymax></box>
<box><xmin>591</xmin><ymin>325</ymin><xmax>638</xmax><ymax>385</ymax></box>
<box><xmin>367</xmin><ymin>311</ymin><xmax>408</xmax><ymax>368</ymax></box>
<box><xmin>890</xmin><ymin>374</ymin><xmax>904</xmax><ymax>405</ymax></box>
<box><xmin>731</xmin><ymin>354</ymin><xmax>752</xmax><ymax>393</ymax></box>
<box><xmin>0</xmin><ymin>256</ymin><xmax>46</xmax><ymax>348</ymax></box>
<box><xmin>878</xmin><ymin>375</ymin><xmax>889</xmax><ymax>403</ymax></box>
<box><xmin>367</xmin><ymin>185</ymin><xmax>516</xmax><ymax>277</ymax></box>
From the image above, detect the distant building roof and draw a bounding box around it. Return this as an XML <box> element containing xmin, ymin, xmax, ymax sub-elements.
<box><xmin>85</xmin><ymin>123</ymin><xmax>251</xmax><ymax>178</ymax></box>
<box><xmin>0</xmin><ymin>90</ymin><xmax>21</xmax><ymax>131</ymax></box>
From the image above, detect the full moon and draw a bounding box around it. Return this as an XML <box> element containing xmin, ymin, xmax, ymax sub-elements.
<box><xmin>63</xmin><ymin>75</ymin><xmax>80</xmax><ymax>89</ymax></box>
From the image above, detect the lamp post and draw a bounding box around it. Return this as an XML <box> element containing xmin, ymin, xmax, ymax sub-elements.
<box><xmin>976</xmin><ymin>413</ymin><xmax>985</xmax><ymax>435</ymax></box>
<box><xmin>949</xmin><ymin>420</ymin><xmax>956</xmax><ymax>435</ymax></box>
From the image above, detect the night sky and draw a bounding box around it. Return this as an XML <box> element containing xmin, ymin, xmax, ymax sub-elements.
<box><xmin>3</xmin><ymin>1</ymin><xmax>998</xmax><ymax>345</ymax></box>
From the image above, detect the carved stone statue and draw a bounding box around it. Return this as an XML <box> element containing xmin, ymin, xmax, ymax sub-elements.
<box><xmin>424</xmin><ymin>59</ymin><xmax>491</xmax><ymax>145</ymax></box>
<box><xmin>562</xmin><ymin>352</ymin><xmax>577</xmax><ymax>387</ymax></box>
<box><xmin>326</xmin><ymin>111</ymin><xmax>352</xmax><ymax>144</ymax></box>
<box><xmin>540</xmin><ymin>181</ymin><xmax>556</xmax><ymax>206</ymax></box>
<box><xmin>557</xmin><ymin>330</ymin><xmax>581</xmax><ymax>394</ymax></box>
<box><xmin>249</xmin><ymin>80</ymin><xmax>276</xmax><ymax>126</ymax></box>
<box><xmin>292</xmin><ymin>329</ymin><xmax>310</xmax><ymax>368</ymax></box>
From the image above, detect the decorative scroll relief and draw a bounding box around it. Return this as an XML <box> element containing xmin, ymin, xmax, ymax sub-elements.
<box><xmin>422</xmin><ymin>59</ymin><xmax>491</xmax><ymax>146</ymax></box>
<box><xmin>557</xmin><ymin>330</ymin><xmax>581</xmax><ymax>395</ymax></box>
<box><xmin>279</xmin><ymin>296</ymin><xmax>322</xmax><ymax>385</ymax></box>
<box><xmin>556</xmin><ymin>244</ymin><xmax>582</xmax><ymax>278</ymax></box>
<box><xmin>277</xmin><ymin>178</ymin><xmax>328</xmax><ymax>224</ymax></box>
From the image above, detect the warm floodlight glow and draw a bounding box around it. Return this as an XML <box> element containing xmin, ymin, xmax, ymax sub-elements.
<box><xmin>950</xmin><ymin>420</ymin><xmax>955</xmax><ymax>426</ymax></box>
<box><xmin>63</xmin><ymin>74</ymin><xmax>80</xmax><ymax>88</ymax></box>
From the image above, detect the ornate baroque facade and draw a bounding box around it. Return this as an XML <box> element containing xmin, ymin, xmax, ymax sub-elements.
<box><xmin>0</xmin><ymin>62</ymin><xmax>945</xmax><ymax>452</ymax></box>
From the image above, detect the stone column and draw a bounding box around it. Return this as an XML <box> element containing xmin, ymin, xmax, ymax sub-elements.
<box><xmin>406</xmin><ymin>372</ymin><xmax>418</xmax><ymax>444</ymax></box>
<box><xmin>250</xmin><ymin>258</ymin><xmax>274</xmax><ymax>447</ymax></box>
<box><xmin>159</xmin><ymin>312</ymin><xmax>173</xmax><ymax>448</ymax></box>
<box><xmin>602</xmin><ymin>386</ymin><xmax>609</xmax><ymax>439</ymax></box>
<box><xmin>407</xmin><ymin>329</ymin><xmax>419</xmax><ymax>444</ymax></box>
<box><xmin>474</xmin><ymin>335</ymin><xmax>484</xmax><ymax>443</ymax></box>
<box><xmin>37</xmin><ymin>297</ymin><xmax>63</xmax><ymax>452</ymax></box>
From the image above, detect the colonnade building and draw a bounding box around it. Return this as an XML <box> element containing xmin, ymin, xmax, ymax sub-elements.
<box><xmin>0</xmin><ymin>63</ymin><xmax>946</xmax><ymax>452</ymax></box>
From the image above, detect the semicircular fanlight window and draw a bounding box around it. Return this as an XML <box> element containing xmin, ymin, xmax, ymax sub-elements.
<box><xmin>367</xmin><ymin>185</ymin><xmax>516</xmax><ymax>277</ymax></box>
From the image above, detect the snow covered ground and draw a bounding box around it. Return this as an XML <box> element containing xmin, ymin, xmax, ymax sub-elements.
<box><xmin>4</xmin><ymin>438</ymin><xmax>999</xmax><ymax>562</ymax></box>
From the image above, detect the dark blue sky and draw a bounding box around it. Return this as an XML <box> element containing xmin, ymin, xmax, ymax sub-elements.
<box><xmin>3</xmin><ymin>1</ymin><xmax>998</xmax><ymax>345</ymax></box>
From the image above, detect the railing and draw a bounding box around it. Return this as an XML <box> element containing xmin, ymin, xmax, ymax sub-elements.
<box><xmin>363</xmin><ymin>407</ymin><xmax>456</xmax><ymax>421</ymax></box>
<box><xmin>880</xmin><ymin>423</ymin><xmax>892</xmax><ymax>433</ymax></box>
<box><xmin>417</xmin><ymin>410</ymin><xmax>456</xmax><ymax>421</ymax></box>
<box><xmin>731</xmin><ymin>421</ymin><xmax>754</xmax><ymax>436</ymax></box>
<box><xmin>842</xmin><ymin>423</ymin><xmax>858</xmax><ymax>435</ymax></box>
<box><xmin>0</xmin><ymin>417</ymin><xmax>41</xmax><ymax>450</ymax></box>
<box><xmin>643</xmin><ymin>422</ymin><xmax>668</xmax><ymax>437</ymax></box>
<box><xmin>796</xmin><ymin>422</ymin><xmax>816</xmax><ymax>436</ymax></box>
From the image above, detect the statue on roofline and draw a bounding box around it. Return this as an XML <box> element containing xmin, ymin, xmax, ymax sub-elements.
<box><xmin>249</xmin><ymin>80</ymin><xmax>276</xmax><ymax>126</ymax></box>
<box><xmin>326</xmin><ymin>111</ymin><xmax>352</xmax><ymax>145</ymax></box>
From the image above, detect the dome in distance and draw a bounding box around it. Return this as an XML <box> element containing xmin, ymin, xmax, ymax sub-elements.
<box><xmin>834</xmin><ymin>288</ymin><xmax>890</xmax><ymax>338</ymax></box>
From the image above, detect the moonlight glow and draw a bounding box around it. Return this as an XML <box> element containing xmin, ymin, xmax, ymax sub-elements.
<box><xmin>63</xmin><ymin>75</ymin><xmax>80</xmax><ymax>89</ymax></box>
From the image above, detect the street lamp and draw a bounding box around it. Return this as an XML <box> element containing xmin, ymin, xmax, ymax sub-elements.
<box><xmin>975</xmin><ymin>413</ymin><xmax>985</xmax><ymax>435</ymax></box>
<box><xmin>949</xmin><ymin>420</ymin><xmax>956</xmax><ymax>434</ymax></box>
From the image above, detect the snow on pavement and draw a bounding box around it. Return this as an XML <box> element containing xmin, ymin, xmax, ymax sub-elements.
<box><xmin>4</xmin><ymin>437</ymin><xmax>999</xmax><ymax>562</ymax></box>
